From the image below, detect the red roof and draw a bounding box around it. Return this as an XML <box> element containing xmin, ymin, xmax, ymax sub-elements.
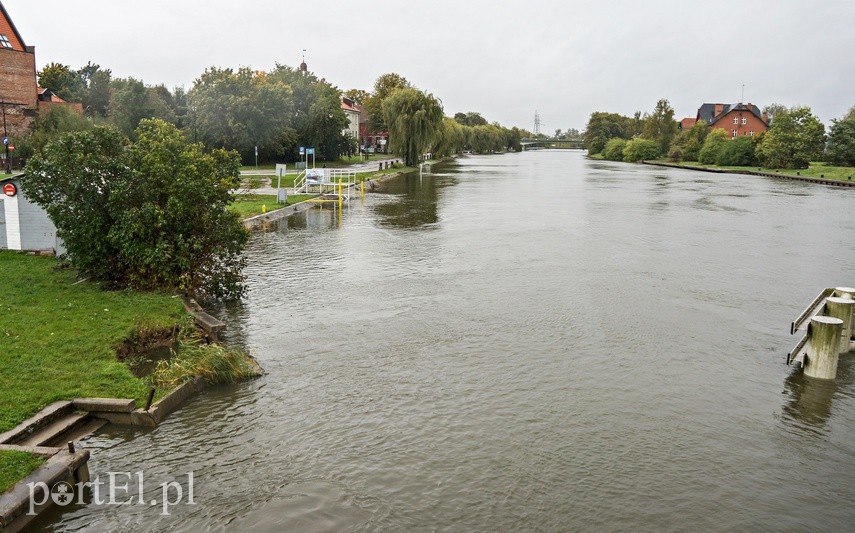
<box><xmin>0</xmin><ymin>2</ymin><xmax>27</xmax><ymax>51</ymax></box>
<box><xmin>680</xmin><ymin>118</ymin><xmax>697</xmax><ymax>130</ymax></box>
<box><xmin>341</xmin><ymin>101</ymin><xmax>359</xmax><ymax>113</ymax></box>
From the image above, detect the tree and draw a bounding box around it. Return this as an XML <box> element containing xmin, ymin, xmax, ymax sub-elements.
<box><xmin>698</xmin><ymin>128</ymin><xmax>730</xmax><ymax>164</ymax></box>
<box><xmin>669</xmin><ymin>121</ymin><xmax>709</xmax><ymax>162</ymax></box>
<box><xmin>37</xmin><ymin>63</ymin><xmax>85</xmax><ymax>102</ymax></box>
<box><xmin>23</xmin><ymin>120</ymin><xmax>248</xmax><ymax>299</ymax></box>
<box><xmin>642</xmin><ymin>98</ymin><xmax>678</xmax><ymax>156</ymax></box>
<box><xmin>825</xmin><ymin>106</ymin><xmax>855</xmax><ymax>166</ymax></box>
<box><xmin>365</xmin><ymin>73</ymin><xmax>411</xmax><ymax>133</ymax></box>
<box><xmin>190</xmin><ymin>67</ymin><xmax>294</xmax><ymax>161</ymax></box>
<box><xmin>29</xmin><ymin>105</ymin><xmax>91</xmax><ymax>153</ymax></box>
<box><xmin>78</xmin><ymin>62</ymin><xmax>112</xmax><ymax>118</ymax></box>
<box><xmin>381</xmin><ymin>88</ymin><xmax>443</xmax><ymax>166</ymax></box>
<box><xmin>756</xmin><ymin>106</ymin><xmax>825</xmax><ymax>169</ymax></box>
<box><xmin>343</xmin><ymin>88</ymin><xmax>369</xmax><ymax>105</ymax></box>
<box><xmin>109</xmin><ymin>77</ymin><xmax>158</xmax><ymax>138</ymax></box>
<box><xmin>762</xmin><ymin>103</ymin><xmax>788</xmax><ymax>126</ymax></box>
<box><xmin>584</xmin><ymin>112</ymin><xmax>628</xmax><ymax>154</ymax></box>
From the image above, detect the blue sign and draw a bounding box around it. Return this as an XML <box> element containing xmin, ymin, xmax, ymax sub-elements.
<box><xmin>306</xmin><ymin>148</ymin><xmax>315</xmax><ymax>155</ymax></box>
<box><xmin>2</xmin><ymin>137</ymin><xmax>7</xmax><ymax>146</ymax></box>
<box><xmin>299</xmin><ymin>146</ymin><xmax>305</xmax><ymax>155</ymax></box>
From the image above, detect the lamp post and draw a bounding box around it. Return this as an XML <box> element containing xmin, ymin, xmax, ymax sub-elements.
<box><xmin>1</xmin><ymin>100</ymin><xmax>10</xmax><ymax>174</ymax></box>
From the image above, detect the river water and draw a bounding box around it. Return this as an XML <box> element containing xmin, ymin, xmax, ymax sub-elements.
<box><xmin>38</xmin><ymin>151</ymin><xmax>855</xmax><ymax>531</ymax></box>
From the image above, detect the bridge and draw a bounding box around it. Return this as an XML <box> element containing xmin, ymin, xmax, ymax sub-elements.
<box><xmin>520</xmin><ymin>138</ymin><xmax>585</xmax><ymax>150</ymax></box>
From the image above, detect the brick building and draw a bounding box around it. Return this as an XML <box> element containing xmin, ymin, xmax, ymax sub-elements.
<box><xmin>695</xmin><ymin>103</ymin><xmax>768</xmax><ymax>138</ymax></box>
<box><xmin>0</xmin><ymin>1</ymin><xmax>39</xmax><ymax>138</ymax></box>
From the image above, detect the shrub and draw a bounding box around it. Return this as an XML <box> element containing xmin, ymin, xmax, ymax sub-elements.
<box><xmin>698</xmin><ymin>129</ymin><xmax>730</xmax><ymax>164</ymax></box>
<box><xmin>716</xmin><ymin>135</ymin><xmax>757</xmax><ymax>166</ymax></box>
<box><xmin>603</xmin><ymin>138</ymin><xmax>628</xmax><ymax>161</ymax></box>
<box><xmin>622</xmin><ymin>138</ymin><xmax>660</xmax><ymax>162</ymax></box>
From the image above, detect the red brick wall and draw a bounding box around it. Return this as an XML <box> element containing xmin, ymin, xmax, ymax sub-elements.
<box><xmin>713</xmin><ymin>110</ymin><xmax>768</xmax><ymax>139</ymax></box>
<box><xmin>0</xmin><ymin>47</ymin><xmax>38</xmax><ymax>137</ymax></box>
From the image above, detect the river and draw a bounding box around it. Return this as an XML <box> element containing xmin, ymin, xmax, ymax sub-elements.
<box><xmin>37</xmin><ymin>151</ymin><xmax>855</xmax><ymax>531</ymax></box>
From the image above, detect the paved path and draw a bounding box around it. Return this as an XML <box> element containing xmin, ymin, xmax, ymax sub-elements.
<box><xmin>239</xmin><ymin>158</ymin><xmax>401</xmax><ymax>176</ymax></box>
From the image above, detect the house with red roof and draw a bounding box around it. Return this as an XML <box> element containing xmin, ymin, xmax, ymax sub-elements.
<box><xmin>695</xmin><ymin>103</ymin><xmax>768</xmax><ymax>138</ymax></box>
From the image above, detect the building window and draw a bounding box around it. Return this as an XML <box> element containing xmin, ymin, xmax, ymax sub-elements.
<box><xmin>733</xmin><ymin>117</ymin><xmax>738</xmax><ymax>124</ymax></box>
<box><xmin>0</xmin><ymin>35</ymin><xmax>11</xmax><ymax>48</ymax></box>
<box><xmin>732</xmin><ymin>130</ymin><xmax>737</xmax><ymax>138</ymax></box>
<box><xmin>741</xmin><ymin>117</ymin><xmax>747</xmax><ymax>125</ymax></box>
<box><xmin>749</xmin><ymin>130</ymin><xmax>755</xmax><ymax>136</ymax></box>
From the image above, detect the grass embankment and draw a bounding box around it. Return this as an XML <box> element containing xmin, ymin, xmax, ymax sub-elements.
<box><xmin>0</xmin><ymin>252</ymin><xmax>185</xmax><ymax>433</ymax></box>
<box><xmin>653</xmin><ymin>160</ymin><xmax>855</xmax><ymax>182</ymax></box>
<box><xmin>0</xmin><ymin>450</ymin><xmax>45</xmax><ymax>493</ymax></box>
<box><xmin>230</xmin><ymin>194</ymin><xmax>315</xmax><ymax>218</ymax></box>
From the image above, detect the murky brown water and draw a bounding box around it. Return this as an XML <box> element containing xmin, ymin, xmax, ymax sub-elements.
<box><xmin>36</xmin><ymin>152</ymin><xmax>855</xmax><ymax>531</ymax></box>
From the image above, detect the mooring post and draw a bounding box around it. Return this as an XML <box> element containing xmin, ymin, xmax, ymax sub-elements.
<box><xmin>834</xmin><ymin>287</ymin><xmax>855</xmax><ymax>332</ymax></box>
<box><xmin>804</xmin><ymin>316</ymin><xmax>844</xmax><ymax>379</ymax></box>
<box><xmin>826</xmin><ymin>297</ymin><xmax>855</xmax><ymax>354</ymax></box>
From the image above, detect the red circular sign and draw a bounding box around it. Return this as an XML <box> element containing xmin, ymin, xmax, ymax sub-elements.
<box><xmin>3</xmin><ymin>183</ymin><xmax>16</xmax><ymax>197</ymax></box>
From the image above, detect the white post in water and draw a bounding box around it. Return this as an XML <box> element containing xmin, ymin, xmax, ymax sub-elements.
<box><xmin>804</xmin><ymin>316</ymin><xmax>844</xmax><ymax>379</ymax></box>
<box><xmin>826</xmin><ymin>297</ymin><xmax>854</xmax><ymax>354</ymax></box>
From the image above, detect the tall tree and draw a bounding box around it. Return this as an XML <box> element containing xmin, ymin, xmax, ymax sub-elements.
<box><xmin>343</xmin><ymin>88</ymin><xmax>369</xmax><ymax>105</ymax></box>
<box><xmin>382</xmin><ymin>88</ymin><xmax>443</xmax><ymax>166</ymax></box>
<box><xmin>584</xmin><ymin>112</ymin><xmax>628</xmax><ymax>154</ymax></box>
<box><xmin>109</xmin><ymin>77</ymin><xmax>157</xmax><ymax>138</ymax></box>
<box><xmin>825</xmin><ymin>106</ymin><xmax>855</xmax><ymax>166</ymax></box>
<box><xmin>756</xmin><ymin>106</ymin><xmax>825</xmax><ymax>169</ymax></box>
<box><xmin>365</xmin><ymin>73</ymin><xmax>411</xmax><ymax>132</ymax></box>
<box><xmin>78</xmin><ymin>62</ymin><xmax>112</xmax><ymax>117</ymax></box>
<box><xmin>642</xmin><ymin>98</ymin><xmax>678</xmax><ymax>156</ymax></box>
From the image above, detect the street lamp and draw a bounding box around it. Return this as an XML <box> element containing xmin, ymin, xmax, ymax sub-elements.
<box><xmin>1</xmin><ymin>100</ymin><xmax>11</xmax><ymax>174</ymax></box>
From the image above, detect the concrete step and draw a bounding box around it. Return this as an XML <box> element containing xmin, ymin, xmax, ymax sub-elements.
<box><xmin>51</xmin><ymin>418</ymin><xmax>107</xmax><ymax>447</ymax></box>
<box><xmin>0</xmin><ymin>401</ymin><xmax>73</xmax><ymax>445</ymax></box>
<box><xmin>17</xmin><ymin>413</ymin><xmax>90</xmax><ymax>448</ymax></box>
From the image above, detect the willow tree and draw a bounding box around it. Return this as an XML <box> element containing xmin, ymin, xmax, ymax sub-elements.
<box><xmin>381</xmin><ymin>88</ymin><xmax>443</xmax><ymax>166</ymax></box>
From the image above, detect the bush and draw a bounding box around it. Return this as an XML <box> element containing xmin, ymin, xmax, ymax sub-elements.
<box><xmin>622</xmin><ymin>138</ymin><xmax>660</xmax><ymax>162</ymax></box>
<box><xmin>698</xmin><ymin>129</ymin><xmax>730</xmax><ymax>164</ymax></box>
<box><xmin>716</xmin><ymin>135</ymin><xmax>757</xmax><ymax>166</ymax></box>
<box><xmin>603</xmin><ymin>138</ymin><xmax>628</xmax><ymax>161</ymax></box>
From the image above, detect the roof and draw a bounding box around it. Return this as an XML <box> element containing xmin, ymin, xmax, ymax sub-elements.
<box><xmin>697</xmin><ymin>102</ymin><xmax>765</xmax><ymax>126</ymax></box>
<box><xmin>0</xmin><ymin>1</ymin><xmax>27</xmax><ymax>51</ymax></box>
<box><xmin>679</xmin><ymin>118</ymin><xmax>697</xmax><ymax>130</ymax></box>
<box><xmin>37</xmin><ymin>87</ymin><xmax>68</xmax><ymax>103</ymax></box>
<box><xmin>341</xmin><ymin>100</ymin><xmax>360</xmax><ymax>114</ymax></box>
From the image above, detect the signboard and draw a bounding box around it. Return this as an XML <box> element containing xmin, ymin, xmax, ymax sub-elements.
<box><xmin>299</xmin><ymin>146</ymin><xmax>305</xmax><ymax>155</ymax></box>
<box><xmin>306</xmin><ymin>148</ymin><xmax>315</xmax><ymax>155</ymax></box>
<box><xmin>3</xmin><ymin>182</ymin><xmax>17</xmax><ymax>197</ymax></box>
<box><xmin>2</xmin><ymin>137</ymin><xmax>7</xmax><ymax>146</ymax></box>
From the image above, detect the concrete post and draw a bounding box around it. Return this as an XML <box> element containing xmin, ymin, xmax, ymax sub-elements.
<box><xmin>826</xmin><ymin>297</ymin><xmax>854</xmax><ymax>354</ymax></box>
<box><xmin>833</xmin><ymin>287</ymin><xmax>855</xmax><ymax>333</ymax></box>
<box><xmin>804</xmin><ymin>316</ymin><xmax>844</xmax><ymax>379</ymax></box>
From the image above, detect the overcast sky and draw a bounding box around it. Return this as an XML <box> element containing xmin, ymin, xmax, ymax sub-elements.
<box><xmin>4</xmin><ymin>0</ymin><xmax>855</xmax><ymax>132</ymax></box>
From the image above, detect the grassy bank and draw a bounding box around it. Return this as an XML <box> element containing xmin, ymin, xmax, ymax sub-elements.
<box><xmin>653</xmin><ymin>160</ymin><xmax>855</xmax><ymax>182</ymax></box>
<box><xmin>0</xmin><ymin>251</ymin><xmax>186</xmax><ymax>433</ymax></box>
<box><xmin>230</xmin><ymin>194</ymin><xmax>315</xmax><ymax>218</ymax></box>
<box><xmin>0</xmin><ymin>450</ymin><xmax>45</xmax><ymax>493</ymax></box>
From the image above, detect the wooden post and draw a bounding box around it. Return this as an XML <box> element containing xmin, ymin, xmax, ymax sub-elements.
<box><xmin>804</xmin><ymin>316</ymin><xmax>844</xmax><ymax>379</ymax></box>
<box><xmin>826</xmin><ymin>296</ymin><xmax>854</xmax><ymax>354</ymax></box>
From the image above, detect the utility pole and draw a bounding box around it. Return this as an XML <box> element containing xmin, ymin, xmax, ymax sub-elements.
<box><xmin>534</xmin><ymin>110</ymin><xmax>543</xmax><ymax>136</ymax></box>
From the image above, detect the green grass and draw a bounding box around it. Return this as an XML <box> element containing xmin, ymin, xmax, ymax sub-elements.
<box><xmin>655</xmin><ymin>160</ymin><xmax>855</xmax><ymax>182</ymax></box>
<box><xmin>0</xmin><ymin>251</ymin><xmax>185</xmax><ymax>433</ymax></box>
<box><xmin>0</xmin><ymin>450</ymin><xmax>45</xmax><ymax>492</ymax></box>
<box><xmin>230</xmin><ymin>194</ymin><xmax>316</xmax><ymax>218</ymax></box>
